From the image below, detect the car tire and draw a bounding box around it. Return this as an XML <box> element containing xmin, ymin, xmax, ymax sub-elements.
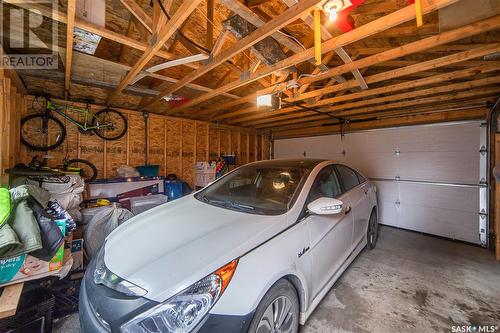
<box><xmin>247</xmin><ymin>279</ymin><xmax>299</xmax><ymax>333</ymax></box>
<box><xmin>367</xmin><ymin>209</ymin><xmax>379</xmax><ymax>250</ymax></box>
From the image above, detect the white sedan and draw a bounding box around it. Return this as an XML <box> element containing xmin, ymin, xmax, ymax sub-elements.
<box><xmin>80</xmin><ymin>159</ymin><xmax>379</xmax><ymax>333</ymax></box>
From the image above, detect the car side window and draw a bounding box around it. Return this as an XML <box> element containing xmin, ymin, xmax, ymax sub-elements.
<box><xmin>335</xmin><ymin>164</ymin><xmax>361</xmax><ymax>192</ymax></box>
<box><xmin>307</xmin><ymin>166</ymin><xmax>342</xmax><ymax>203</ymax></box>
<box><xmin>356</xmin><ymin>171</ymin><xmax>367</xmax><ymax>184</ymax></box>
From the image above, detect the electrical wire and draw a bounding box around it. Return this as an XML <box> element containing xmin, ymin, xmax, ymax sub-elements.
<box><xmin>154</xmin><ymin>0</ymin><xmax>301</xmax><ymax>70</ymax></box>
<box><xmin>155</xmin><ymin>0</ymin><xmax>258</xmax><ymax>70</ymax></box>
<box><xmin>277</xmin><ymin>30</ymin><xmax>306</xmax><ymax>50</ymax></box>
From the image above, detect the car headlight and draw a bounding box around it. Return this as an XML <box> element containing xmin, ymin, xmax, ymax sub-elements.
<box><xmin>120</xmin><ymin>259</ymin><xmax>238</xmax><ymax>333</ymax></box>
<box><xmin>93</xmin><ymin>245</ymin><xmax>147</xmax><ymax>297</ymax></box>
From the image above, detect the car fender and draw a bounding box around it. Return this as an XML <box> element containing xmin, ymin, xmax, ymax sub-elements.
<box><xmin>210</xmin><ymin>216</ymin><xmax>312</xmax><ymax>317</ymax></box>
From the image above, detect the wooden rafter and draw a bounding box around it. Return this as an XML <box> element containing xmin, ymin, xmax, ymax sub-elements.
<box><xmin>155</xmin><ymin>0</ymin><xmax>460</xmax><ymax>115</ymax></box>
<box><xmin>213</xmin><ymin>42</ymin><xmax>500</xmax><ymax>123</ymax></box>
<box><xmin>281</xmin><ymin>0</ymin><xmax>368</xmax><ymax>90</ymax></box>
<box><xmin>107</xmin><ymin>0</ymin><xmax>203</xmax><ymax>104</ymax></box>
<box><xmin>270</xmin><ymin>99</ymin><xmax>492</xmax><ymax>132</ymax></box>
<box><xmin>64</xmin><ymin>0</ymin><xmax>76</xmax><ymax>97</ymax></box>
<box><xmin>221</xmin><ymin>48</ymin><xmax>500</xmax><ymax>123</ymax></box>
<box><xmin>272</xmin><ymin>107</ymin><xmax>489</xmax><ymax>139</ymax></box>
<box><xmin>250</xmin><ymin>86</ymin><xmax>500</xmax><ymax>128</ymax></box>
<box><xmin>240</xmin><ymin>75</ymin><xmax>500</xmax><ymax>126</ymax></box>
<box><xmin>119</xmin><ymin>0</ymin><xmax>152</xmax><ymax>33</ymax></box>
<box><xmin>207</xmin><ymin>0</ymin><xmax>214</xmax><ymax>49</ymax></box>
<box><xmin>290</xmin><ymin>43</ymin><xmax>500</xmax><ymax>103</ymax></box>
<box><xmin>5</xmin><ymin>1</ymin><xmax>196</xmax><ymax>68</ymax></box>
<box><xmin>142</xmin><ymin>0</ymin><xmax>325</xmax><ymax>109</ymax></box>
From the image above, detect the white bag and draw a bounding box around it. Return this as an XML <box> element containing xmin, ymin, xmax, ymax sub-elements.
<box><xmin>116</xmin><ymin>165</ymin><xmax>140</xmax><ymax>178</ymax></box>
<box><xmin>83</xmin><ymin>204</ymin><xmax>134</xmax><ymax>258</ymax></box>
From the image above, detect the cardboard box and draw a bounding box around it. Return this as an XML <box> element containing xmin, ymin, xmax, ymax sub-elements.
<box><xmin>0</xmin><ymin>220</ymin><xmax>66</xmax><ymax>287</ymax></box>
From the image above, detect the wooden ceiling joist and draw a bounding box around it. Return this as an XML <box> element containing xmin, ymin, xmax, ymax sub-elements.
<box><xmin>296</xmin><ymin>15</ymin><xmax>500</xmax><ymax>86</ymax></box>
<box><xmin>270</xmin><ymin>100</ymin><xmax>491</xmax><ymax>132</ymax></box>
<box><xmin>251</xmin><ymin>87</ymin><xmax>500</xmax><ymax>128</ymax></box>
<box><xmin>272</xmin><ymin>107</ymin><xmax>488</xmax><ymax>139</ymax></box>
<box><xmin>119</xmin><ymin>0</ymin><xmax>153</xmax><ymax>33</ymax></box>
<box><xmin>214</xmin><ymin>43</ymin><xmax>500</xmax><ymax>122</ymax></box>
<box><xmin>64</xmin><ymin>0</ymin><xmax>76</xmax><ymax>98</ymax></box>
<box><xmin>237</xmin><ymin>75</ymin><xmax>500</xmax><ymax>126</ymax></box>
<box><xmin>4</xmin><ymin>1</ymin><xmax>195</xmax><ymax>68</ymax></box>
<box><xmin>159</xmin><ymin>0</ymin><xmax>460</xmax><ymax>115</ymax></box>
<box><xmin>281</xmin><ymin>0</ymin><xmax>368</xmax><ymax>90</ymax></box>
<box><xmin>107</xmin><ymin>0</ymin><xmax>204</xmax><ymax>103</ymax></box>
<box><xmin>292</xmin><ymin>43</ymin><xmax>500</xmax><ymax>103</ymax></box>
<box><xmin>217</xmin><ymin>0</ymin><xmax>307</xmax><ymax>57</ymax></box>
<box><xmin>142</xmin><ymin>0</ymin><xmax>325</xmax><ymax>109</ymax></box>
<box><xmin>227</xmin><ymin>62</ymin><xmax>500</xmax><ymax>124</ymax></box>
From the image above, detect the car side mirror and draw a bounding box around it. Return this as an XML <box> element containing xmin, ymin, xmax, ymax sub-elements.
<box><xmin>307</xmin><ymin>197</ymin><xmax>344</xmax><ymax>215</ymax></box>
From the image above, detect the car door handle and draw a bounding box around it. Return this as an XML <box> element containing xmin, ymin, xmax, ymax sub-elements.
<box><xmin>364</xmin><ymin>189</ymin><xmax>369</xmax><ymax>195</ymax></box>
<box><xmin>345</xmin><ymin>206</ymin><xmax>352</xmax><ymax>215</ymax></box>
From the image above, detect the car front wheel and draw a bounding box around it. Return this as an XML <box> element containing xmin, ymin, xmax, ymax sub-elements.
<box><xmin>367</xmin><ymin>210</ymin><xmax>379</xmax><ymax>250</ymax></box>
<box><xmin>247</xmin><ymin>279</ymin><xmax>299</xmax><ymax>333</ymax></box>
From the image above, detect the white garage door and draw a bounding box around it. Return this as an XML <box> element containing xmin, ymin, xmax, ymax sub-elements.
<box><xmin>274</xmin><ymin>121</ymin><xmax>488</xmax><ymax>246</ymax></box>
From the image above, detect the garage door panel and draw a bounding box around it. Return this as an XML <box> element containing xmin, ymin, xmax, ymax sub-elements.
<box><xmin>394</xmin><ymin>123</ymin><xmax>480</xmax><ymax>152</ymax></box>
<box><xmin>340</xmin><ymin>131</ymin><xmax>395</xmax><ymax>153</ymax></box>
<box><xmin>343</xmin><ymin>153</ymin><xmax>398</xmax><ymax>178</ymax></box>
<box><xmin>378</xmin><ymin>201</ymin><xmax>399</xmax><ymax>227</ymax></box>
<box><xmin>274</xmin><ymin>121</ymin><xmax>486</xmax><ymax>245</ymax></box>
<box><xmin>399</xmin><ymin>183</ymin><xmax>479</xmax><ymax>212</ymax></box>
<box><xmin>399</xmin><ymin>203</ymin><xmax>479</xmax><ymax>244</ymax></box>
<box><xmin>397</xmin><ymin>152</ymin><xmax>479</xmax><ymax>183</ymax></box>
<box><xmin>372</xmin><ymin>181</ymin><xmax>399</xmax><ymax>203</ymax></box>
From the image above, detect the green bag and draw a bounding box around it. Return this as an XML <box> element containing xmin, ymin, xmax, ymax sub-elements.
<box><xmin>0</xmin><ymin>188</ymin><xmax>10</xmax><ymax>228</ymax></box>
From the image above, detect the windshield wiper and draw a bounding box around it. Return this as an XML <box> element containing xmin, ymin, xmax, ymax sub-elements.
<box><xmin>227</xmin><ymin>201</ymin><xmax>255</xmax><ymax>212</ymax></box>
<box><xmin>200</xmin><ymin>195</ymin><xmax>256</xmax><ymax>213</ymax></box>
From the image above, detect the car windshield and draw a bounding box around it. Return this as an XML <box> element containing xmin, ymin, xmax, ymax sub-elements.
<box><xmin>195</xmin><ymin>164</ymin><xmax>311</xmax><ymax>215</ymax></box>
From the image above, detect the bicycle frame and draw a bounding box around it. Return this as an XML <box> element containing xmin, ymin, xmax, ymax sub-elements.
<box><xmin>45</xmin><ymin>100</ymin><xmax>112</xmax><ymax>131</ymax></box>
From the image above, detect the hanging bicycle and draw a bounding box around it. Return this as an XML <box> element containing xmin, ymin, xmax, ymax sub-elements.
<box><xmin>21</xmin><ymin>96</ymin><xmax>128</xmax><ymax>151</ymax></box>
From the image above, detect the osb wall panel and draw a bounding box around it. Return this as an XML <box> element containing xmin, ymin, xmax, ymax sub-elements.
<box><xmin>196</xmin><ymin>122</ymin><xmax>209</xmax><ymax>162</ymax></box>
<box><xmin>257</xmin><ymin>134</ymin><xmax>263</xmax><ymax>161</ymax></box>
<box><xmin>181</xmin><ymin>121</ymin><xmax>196</xmax><ymax>187</ymax></box>
<box><xmin>128</xmin><ymin>113</ymin><xmax>147</xmax><ymax>168</ymax></box>
<box><xmin>0</xmin><ymin>77</ymin><xmax>23</xmax><ymax>186</ymax></box>
<box><xmin>209</xmin><ymin>126</ymin><xmax>220</xmax><ymax>160</ymax></box>
<box><xmin>263</xmin><ymin>135</ymin><xmax>270</xmax><ymax>160</ymax></box>
<box><xmin>166</xmin><ymin>118</ymin><xmax>182</xmax><ymax>178</ymax></box>
<box><xmin>148</xmin><ymin>116</ymin><xmax>166</xmax><ymax>176</ymax></box>
<box><xmin>240</xmin><ymin>132</ymin><xmax>248</xmax><ymax>166</ymax></box>
<box><xmin>231</xmin><ymin>130</ymin><xmax>240</xmax><ymax>159</ymax></box>
<box><xmin>19</xmin><ymin>96</ymin><xmax>270</xmax><ymax>188</ymax></box>
<box><xmin>249</xmin><ymin>134</ymin><xmax>256</xmax><ymax>163</ymax></box>
<box><xmin>219</xmin><ymin>129</ymin><xmax>231</xmax><ymax>156</ymax></box>
<box><xmin>105</xmin><ymin>130</ymin><xmax>127</xmax><ymax>178</ymax></box>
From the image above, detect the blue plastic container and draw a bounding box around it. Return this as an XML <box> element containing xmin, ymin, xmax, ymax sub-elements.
<box><xmin>136</xmin><ymin>165</ymin><xmax>159</xmax><ymax>177</ymax></box>
<box><xmin>165</xmin><ymin>181</ymin><xmax>183</xmax><ymax>201</ymax></box>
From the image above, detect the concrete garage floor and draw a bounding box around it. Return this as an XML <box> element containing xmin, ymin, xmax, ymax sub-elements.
<box><xmin>54</xmin><ymin>226</ymin><xmax>500</xmax><ymax>333</ymax></box>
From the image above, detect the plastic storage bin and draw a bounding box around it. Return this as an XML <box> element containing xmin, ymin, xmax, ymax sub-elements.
<box><xmin>136</xmin><ymin>165</ymin><xmax>159</xmax><ymax>177</ymax></box>
<box><xmin>129</xmin><ymin>194</ymin><xmax>168</xmax><ymax>215</ymax></box>
<box><xmin>165</xmin><ymin>181</ymin><xmax>183</xmax><ymax>201</ymax></box>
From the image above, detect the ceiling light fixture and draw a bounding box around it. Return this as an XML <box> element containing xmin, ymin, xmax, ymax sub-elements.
<box><xmin>323</xmin><ymin>0</ymin><xmax>351</xmax><ymax>21</ymax></box>
<box><xmin>256</xmin><ymin>94</ymin><xmax>281</xmax><ymax>110</ymax></box>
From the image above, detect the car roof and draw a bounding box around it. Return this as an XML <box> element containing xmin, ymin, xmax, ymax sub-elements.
<box><xmin>246</xmin><ymin>158</ymin><xmax>327</xmax><ymax>169</ymax></box>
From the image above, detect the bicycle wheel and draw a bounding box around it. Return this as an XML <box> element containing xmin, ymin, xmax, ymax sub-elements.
<box><xmin>20</xmin><ymin>114</ymin><xmax>66</xmax><ymax>151</ymax></box>
<box><xmin>63</xmin><ymin>159</ymin><xmax>98</xmax><ymax>183</ymax></box>
<box><xmin>92</xmin><ymin>109</ymin><xmax>127</xmax><ymax>140</ymax></box>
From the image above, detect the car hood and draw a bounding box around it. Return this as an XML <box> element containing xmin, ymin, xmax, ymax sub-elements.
<box><xmin>104</xmin><ymin>195</ymin><xmax>288</xmax><ymax>302</ymax></box>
